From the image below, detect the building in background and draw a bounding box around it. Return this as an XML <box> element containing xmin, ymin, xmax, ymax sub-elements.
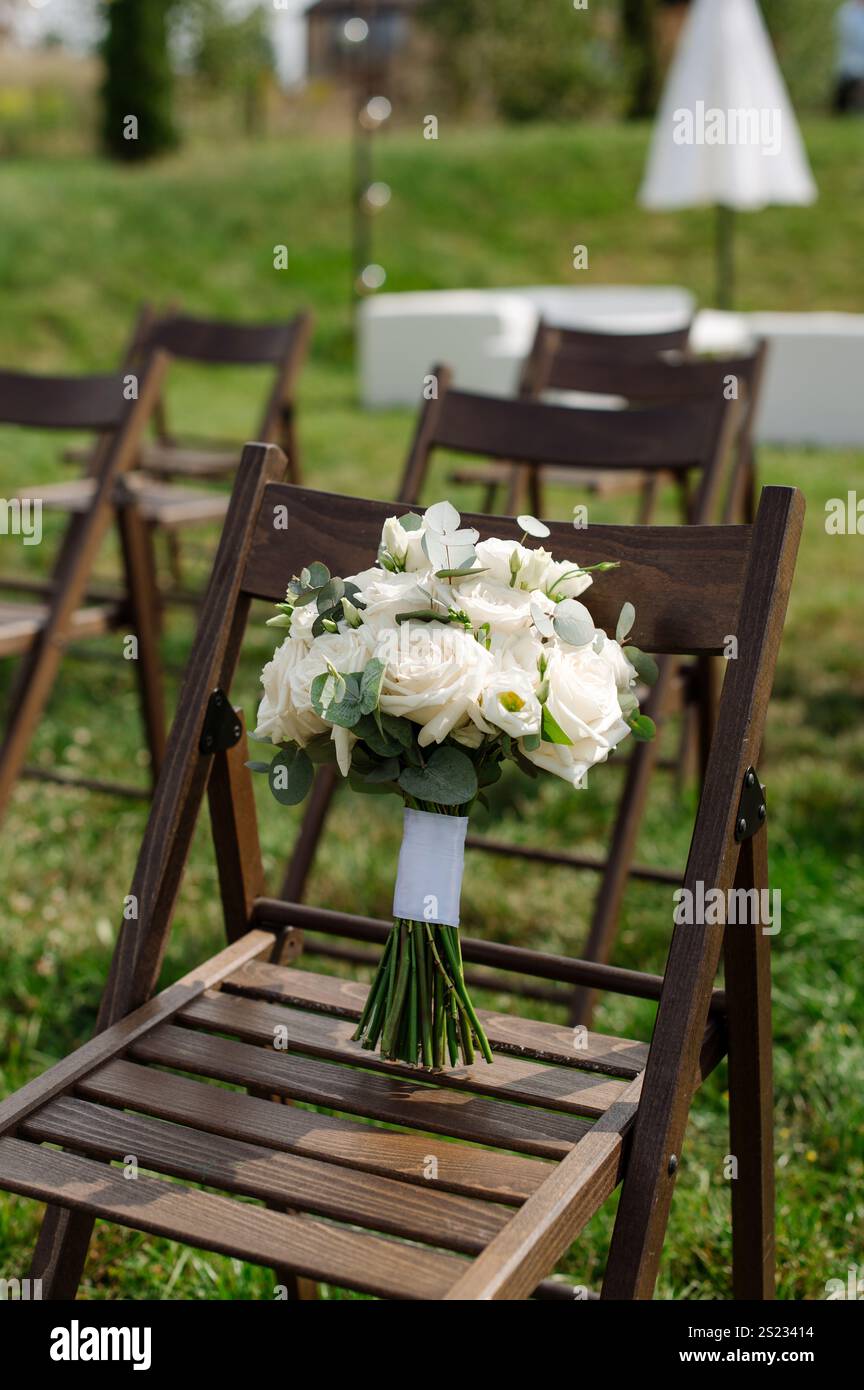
<box><xmin>305</xmin><ymin>0</ymin><xmax>422</xmax><ymax>85</ymax></box>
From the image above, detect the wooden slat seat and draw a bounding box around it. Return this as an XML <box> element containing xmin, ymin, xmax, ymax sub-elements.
<box><xmin>25</xmin><ymin>476</ymin><xmax>230</xmax><ymax>530</ymax></box>
<box><xmin>0</xmin><ymin>930</ymin><xmax>660</xmax><ymax>1298</ymax></box>
<box><xmin>138</xmin><ymin>440</ymin><xmax>241</xmax><ymax>479</ymax></box>
<box><xmin>0</xmin><ymin>598</ymin><xmax>125</xmax><ymax>658</ymax></box>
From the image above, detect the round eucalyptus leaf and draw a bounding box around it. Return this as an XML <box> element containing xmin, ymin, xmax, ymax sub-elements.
<box><xmin>397</xmin><ymin>745</ymin><xmax>478</xmax><ymax>807</ymax></box>
<box><xmin>517</xmin><ymin>514</ymin><xmax>551</xmax><ymax>539</ymax></box>
<box><xmin>269</xmin><ymin>747</ymin><xmax>313</xmax><ymax>805</ymax></box>
<box><xmin>553</xmin><ymin>598</ymin><xmax>595</xmax><ymax>648</ymax></box>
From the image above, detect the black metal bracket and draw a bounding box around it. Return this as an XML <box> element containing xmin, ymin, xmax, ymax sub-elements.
<box><xmin>199</xmin><ymin>689</ymin><xmax>242</xmax><ymax>755</ymax></box>
<box><xmin>734</xmin><ymin>766</ymin><xmax>766</xmax><ymax>842</ymax></box>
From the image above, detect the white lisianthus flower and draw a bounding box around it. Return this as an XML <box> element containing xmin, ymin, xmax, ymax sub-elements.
<box><xmin>378</xmin><ymin>623</ymin><xmax>495</xmax><ymax>746</ymax></box>
<box><xmin>287</xmin><ymin>601</ymin><xmax>318</xmax><ymax>642</ymax></box>
<box><xmin>541</xmin><ymin>557</ymin><xmax>593</xmax><ymax>601</ymax></box>
<box><xmin>380</xmin><ymin>515</ymin><xmax>427</xmax><ymax>572</ymax></box>
<box><xmin>476</xmin><ymin>669</ymin><xmax>542</xmax><ymax>739</ymax></box>
<box><xmin>540</xmin><ymin>643</ymin><xmax>631</xmax><ymax>763</ymax></box>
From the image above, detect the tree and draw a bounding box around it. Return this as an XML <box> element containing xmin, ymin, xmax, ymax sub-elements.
<box><xmin>101</xmin><ymin>0</ymin><xmax>179</xmax><ymax>161</ymax></box>
<box><xmin>620</xmin><ymin>0</ymin><xmax>660</xmax><ymax>119</ymax></box>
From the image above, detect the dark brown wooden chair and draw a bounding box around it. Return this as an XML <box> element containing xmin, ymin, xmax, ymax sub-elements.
<box><xmin>0</xmin><ymin>450</ymin><xmax>802</xmax><ymax>1300</ymax></box>
<box><xmin>451</xmin><ymin>318</ymin><xmax>691</xmax><ymax>511</ymax></box>
<box><xmin>65</xmin><ymin>306</ymin><xmax>313</xmax><ymax>486</ymax></box>
<box><xmin>454</xmin><ymin>320</ymin><xmax>766</xmax><ymax>527</ymax></box>
<box><xmin>57</xmin><ymin>307</ymin><xmax>313</xmax><ymax>591</ymax></box>
<box><xmin>0</xmin><ymin>357</ymin><xmax>169</xmax><ymax>826</ymax></box>
<box><xmin>283</xmin><ymin>376</ymin><xmax>739</xmax><ymax>1022</ymax></box>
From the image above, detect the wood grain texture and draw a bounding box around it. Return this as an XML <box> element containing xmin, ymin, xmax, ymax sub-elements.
<box><xmin>77</xmin><ymin>1057</ymin><xmax>552</xmax><ymax>1203</ymax></box>
<box><xmin>131</xmin><ymin>1023</ymin><xmax>592</xmax><ymax>1158</ymax></box>
<box><xmin>223</xmin><ymin>959</ymin><xmax>650</xmax><ymax>1074</ymax></box>
<box><xmin>0</xmin><ymin>1138</ymin><xmax>465</xmax><ymax>1300</ymax></box>
<box><xmin>178</xmin><ymin>989</ymin><xmax>630</xmax><ymax>1116</ymax></box>
<box><xmin>242</xmin><ymin>486</ymin><xmax>752</xmax><ymax>655</ymax></box>
<box><xmin>0</xmin><ymin>931</ymin><xmax>274</xmax><ymax>1137</ymax></box>
<box><xmin>23</xmin><ymin>1097</ymin><xmax>510</xmax><ymax>1254</ymax></box>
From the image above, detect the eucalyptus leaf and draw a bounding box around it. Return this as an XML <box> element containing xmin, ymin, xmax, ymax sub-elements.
<box><xmin>399</xmin><ymin>512</ymin><xmax>423</xmax><ymax>532</ymax></box>
<box><xmin>268</xmin><ymin>747</ymin><xmax>313</xmax><ymax>805</ymax></box>
<box><xmin>517</xmin><ymin>514</ymin><xmax>551</xmax><ymax>539</ymax></box>
<box><xmin>306</xmin><ymin>562</ymin><xmax>330</xmax><ymax>589</ymax></box>
<box><xmin>553</xmin><ymin>598</ymin><xmax>595</xmax><ymax>648</ymax></box>
<box><xmin>397</xmin><ymin>745</ymin><xmax>478</xmax><ymax>807</ymax></box>
<box><xmin>627</xmin><ymin>714</ymin><xmax>657</xmax><ymax>742</ymax></box>
<box><xmin>623</xmin><ymin>644</ymin><xmax>659</xmax><ymax>686</ymax></box>
<box><xmin>359</xmin><ymin>657</ymin><xmax>386</xmax><ymax>715</ymax></box>
<box><xmin>424</xmin><ymin>500</ymin><xmax>461</xmax><ymax>534</ymax></box>
<box><xmin>616</xmin><ymin>602</ymin><xmax>636</xmax><ymax>644</ymax></box>
<box><xmin>244</xmin><ymin>760</ymin><xmax>271</xmax><ymax>774</ymax></box>
<box><xmin>364</xmin><ymin>757</ymin><xmax>400</xmax><ymax>783</ymax></box>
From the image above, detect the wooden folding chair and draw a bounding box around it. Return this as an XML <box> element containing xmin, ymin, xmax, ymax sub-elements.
<box><xmin>0</xmin><ymin>451</ymin><xmax>802</xmax><ymax>1300</ymax></box>
<box><xmin>451</xmin><ymin>317</ymin><xmax>692</xmax><ymax>511</ymax></box>
<box><xmin>283</xmin><ymin>378</ymin><xmax>739</xmax><ymax>1022</ymax></box>
<box><xmin>455</xmin><ymin>319</ymin><xmax>766</xmax><ymax>528</ymax></box>
<box><xmin>0</xmin><ymin>358</ymin><xmax>169</xmax><ymax>826</ymax></box>
<box><xmin>56</xmin><ymin>308</ymin><xmax>313</xmax><ymax>592</ymax></box>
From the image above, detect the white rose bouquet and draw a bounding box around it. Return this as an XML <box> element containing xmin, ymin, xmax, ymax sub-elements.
<box><xmin>250</xmin><ymin>501</ymin><xmax>657</xmax><ymax>1069</ymax></box>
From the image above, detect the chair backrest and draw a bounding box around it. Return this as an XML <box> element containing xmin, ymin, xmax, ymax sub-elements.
<box><xmin>0</xmin><ymin>356</ymin><xmax>168</xmax><ymax>590</ymax></box>
<box><xmin>104</xmin><ymin>454</ymin><xmax>803</xmax><ymax>1041</ymax></box>
<box><xmin>541</xmin><ymin>342</ymin><xmax>766</xmax><ymax>404</ymax></box>
<box><xmin>0</xmin><ymin>371</ymin><xmax>135</xmax><ymax>432</ymax></box>
<box><xmin>138</xmin><ymin>309</ymin><xmax>313</xmax><ymax>452</ymax></box>
<box><xmin>521</xmin><ymin>319</ymin><xmax>692</xmax><ymax>395</ymax></box>
<box><xmin>397</xmin><ymin>369</ymin><xmax>738</xmax><ymax>525</ymax></box>
<box><xmin>143</xmin><ymin>312</ymin><xmax>309</xmax><ymax>367</ymax></box>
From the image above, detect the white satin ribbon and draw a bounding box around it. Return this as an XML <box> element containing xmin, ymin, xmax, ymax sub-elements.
<box><xmin>392</xmin><ymin>808</ymin><xmax>468</xmax><ymax>928</ymax></box>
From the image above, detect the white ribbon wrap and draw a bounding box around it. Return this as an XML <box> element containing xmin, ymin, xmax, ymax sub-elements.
<box><xmin>392</xmin><ymin>808</ymin><xmax>468</xmax><ymax>928</ymax></box>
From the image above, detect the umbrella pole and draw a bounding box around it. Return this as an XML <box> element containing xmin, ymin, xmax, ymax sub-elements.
<box><xmin>716</xmin><ymin>204</ymin><xmax>735</xmax><ymax>310</ymax></box>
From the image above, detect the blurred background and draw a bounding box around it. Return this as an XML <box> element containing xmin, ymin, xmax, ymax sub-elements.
<box><xmin>0</xmin><ymin>0</ymin><xmax>861</xmax><ymax>1302</ymax></box>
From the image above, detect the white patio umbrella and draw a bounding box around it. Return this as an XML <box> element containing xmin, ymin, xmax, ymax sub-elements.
<box><xmin>638</xmin><ymin>0</ymin><xmax>817</xmax><ymax>308</ymax></box>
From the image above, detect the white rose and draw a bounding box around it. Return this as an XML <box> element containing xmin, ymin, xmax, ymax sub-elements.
<box><xmin>379</xmin><ymin>623</ymin><xmax>495</xmax><ymax>746</ymax></box>
<box><xmin>380</xmin><ymin>515</ymin><xmax>427</xmax><ymax>572</ymax></box>
<box><xmin>348</xmin><ymin>566</ymin><xmax>438</xmax><ymax>630</ymax></box>
<box><xmin>518</xmin><ymin>739</ymin><xmax>590</xmax><ymax>788</ymax></box>
<box><xmin>541</xmin><ymin>644</ymin><xmax>631</xmax><ymax>762</ymax></box>
<box><xmin>285</xmin><ymin>626</ymin><xmax>377</xmax><ymax>773</ymax></box>
<box><xmin>254</xmin><ymin>636</ymin><xmax>328</xmax><ymax>747</ymax></box>
<box><xmin>454</xmin><ymin>577</ymin><xmax>539</xmax><ymax>636</ymax></box>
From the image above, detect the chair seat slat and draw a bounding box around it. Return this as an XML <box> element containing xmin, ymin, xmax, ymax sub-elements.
<box><xmin>23</xmin><ymin>1097</ymin><xmax>510</xmax><ymax>1254</ymax></box>
<box><xmin>0</xmin><ymin>1137</ymin><xmax>465</xmax><ymax>1300</ymax></box>
<box><xmin>179</xmin><ymin>989</ymin><xmax>630</xmax><ymax>1116</ymax></box>
<box><xmin>131</xmin><ymin>1023</ymin><xmax>591</xmax><ymax>1158</ymax></box>
<box><xmin>79</xmin><ymin>1058</ymin><xmax>551</xmax><ymax>1203</ymax></box>
<box><xmin>222</xmin><ymin>961</ymin><xmax>650</xmax><ymax>1074</ymax></box>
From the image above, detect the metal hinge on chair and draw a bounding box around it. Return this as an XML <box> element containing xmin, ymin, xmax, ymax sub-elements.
<box><xmin>734</xmin><ymin>766</ymin><xmax>766</xmax><ymax>842</ymax></box>
<box><xmin>199</xmin><ymin>689</ymin><xmax>242</xmax><ymax>754</ymax></box>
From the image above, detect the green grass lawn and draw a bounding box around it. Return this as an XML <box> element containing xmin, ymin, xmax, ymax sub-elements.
<box><xmin>0</xmin><ymin>121</ymin><xmax>862</xmax><ymax>1301</ymax></box>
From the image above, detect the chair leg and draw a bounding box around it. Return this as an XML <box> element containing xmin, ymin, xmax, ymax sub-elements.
<box><xmin>30</xmin><ymin>1205</ymin><xmax>96</xmax><ymax>1300</ymax></box>
<box><xmin>280</xmin><ymin>765</ymin><xmax>339</xmax><ymax>901</ymax></box>
<box><xmin>116</xmin><ymin>506</ymin><xmax>167</xmax><ymax>784</ymax></box>
<box><xmin>636</xmin><ymin>474</ymin><xmax>660</xmax><ymax>524</ymax></box>
<box><xmin>724</xmin><ymin>830</ymin><xmax>775</xmax><ymax>1299</ymax></box>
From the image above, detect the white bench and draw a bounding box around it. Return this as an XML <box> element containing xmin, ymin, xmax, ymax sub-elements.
<box><xmin>359</xmin><ymin>289</ymin><xmax>864</xmax><ymax>447</ymax></box>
